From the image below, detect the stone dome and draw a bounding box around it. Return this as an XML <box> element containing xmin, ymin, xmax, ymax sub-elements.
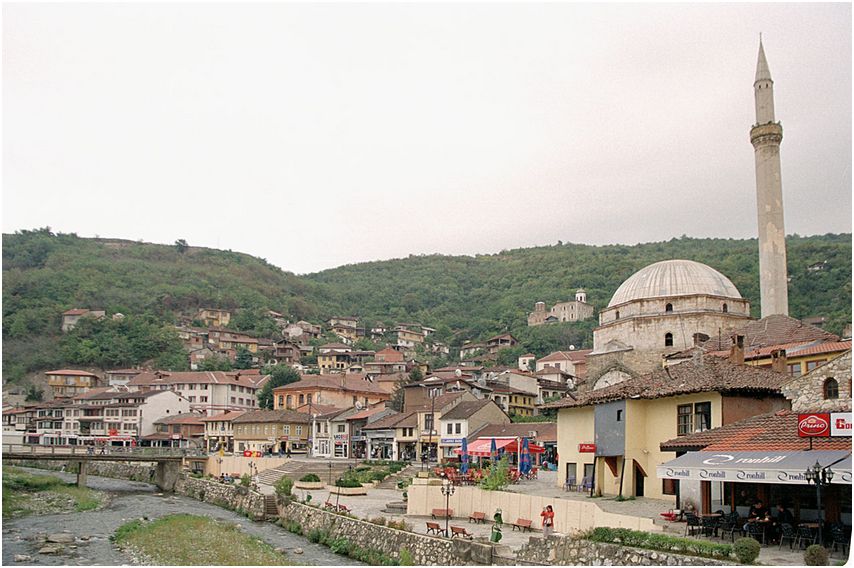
<box><xmin>607</xmin><ymin>260</ymin><xmax>742</xmax><ymax>307</ymax></box>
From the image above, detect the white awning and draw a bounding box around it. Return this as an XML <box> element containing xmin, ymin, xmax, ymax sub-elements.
<box><xmin>657</xmin><ymin>450</ymin><xmax>851</xmax><ymax>485</ymax></box>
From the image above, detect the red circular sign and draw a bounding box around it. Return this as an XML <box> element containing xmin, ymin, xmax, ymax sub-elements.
<box><xmin>243</xmin><ymin>450</ymin><xmax>252</xmax><ymax>457</ymax></box>
<box><xmin>798</xmin><ymin>414</ymin><xmax>830</xmax><ymax>437</ymax></box>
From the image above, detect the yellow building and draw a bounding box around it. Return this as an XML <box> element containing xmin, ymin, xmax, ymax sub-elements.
<box><xmin>491</xmin><ymin>387</ymin><xmax>536</xmax><ymax>417</ymax></box>
<box><xmin>545</xmin><ymin>355</ymin><xmax>791</xmax><ymax>504</ymax></box>
<box><xmin>45</xmin><ymin>369</ymin><xmax>100</xmax><ymax>398</ymax></box>
<box><xmin>232</xmin><ymin>409</ymin><xmax>311</xmax><ymax>454</ymax></box>
<box><xmin>197</xmin><ymin>308</ymin><xmax>231</xmax><ymax>328</ymax></box>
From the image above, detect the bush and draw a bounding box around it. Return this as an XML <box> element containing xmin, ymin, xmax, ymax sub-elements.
<box><xmin>369</xmin><ymin>516</ymin><xmax>387</xmax><ymax>526</ymax></box>
<box><xmin>370</xmin><ymin>470</ymin><xmax>389</xmax><ymax>482</ymax></box>
<box><xmin>355</xmin><ymin>466</ymin><xmax>371</xmax><ymax>473</ymax></box>
<box><xmin>329</xmin><ymin>537</ymin><xmax>351</xmax><ymax>555</ymax></box>
<box><xmin>734</xmin><ymin>537</ymin><xmax>761</xmax><ymax>564</ymax></box>
<box><xmin>399</xmin><ymin>549</ymin><xmax>414</xmax><ymax>566</ymax></box>
<box><xmin>239</xmin><ymin>473</ymin><xmax>252</xmax><ymax>487</ymax></box>
<box><xmin>804</xmin><ymin>544</ymin><xmax>829</xmax><ymax>566</ymax></box>
<box><xmin>299</xmin><ymin>473</ymin><xmax>321</xmax><ymax>483</ymax></box>
<box><xmin>387</xmin><ymin>519</ymin><xmax>411</xmax><ymax>531</ymax></box>
<box><xmin>284</xmin><ymin>520</ymin><xmax>302</xmax><ymax>535</ymax></box>
<box><xmin>306</xmin><ymin>528</ymin><xmax>328</xmax><ymax>544</ymax></box>
<box><xmin>586</xmin><ymin>527</ymin><xmax>733</xmax><ymax>560</ymax></box>
<box><xmin>274</xmin><ymin>476</ymin><xmax>293</xmax><ymax>497</ymax></box>
<box><xmin>480</xmin><ymin>456</ymin><xmax>511</xmax><ymax>491</ymax></box>
<box><xmin>335</xmin><ymin>477</ymin><xmax>363</xmax><ymax>488</ymax></box>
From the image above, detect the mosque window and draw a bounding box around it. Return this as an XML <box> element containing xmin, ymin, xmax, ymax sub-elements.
<box><xmin>665</xmin><ymin>303</ymin><xmax>673</xmax><ymax>313</ymax></box>
<box><xmin>615</xmin><ymin>311</ymin><xmax>620</xmax><ymax>320</ymax></box>
<box><xmin>722</xmin><ymin>303</ymin><xmax>728</xmax><ymax>313</ymax></box>
<box><xmin>824</xmin><ymin>378</ymin><xmax>839</xmax><ymax>400</ymax></box>
<box><xmin>664</xmin><ymin>333</ymin><xmax>673</xmax><ymax>347</ymax></box>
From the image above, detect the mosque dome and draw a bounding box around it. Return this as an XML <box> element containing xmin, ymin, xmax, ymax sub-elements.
<box><xmin>607</xmin><ymin>260</ymin><xmax>742</xmax><ymax>308</ymax></box>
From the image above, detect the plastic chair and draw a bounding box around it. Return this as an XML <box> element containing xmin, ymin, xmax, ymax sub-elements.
<box><xmin>778</xmin><ymin>523</ymin><xmax>796</xmax><ymax>550</ymax></box>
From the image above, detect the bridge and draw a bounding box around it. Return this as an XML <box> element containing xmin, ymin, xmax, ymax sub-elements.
<box><xmin>2</xmin><ymin>444</ymin><xmax>195</xmax><ymax>491</ymax></box>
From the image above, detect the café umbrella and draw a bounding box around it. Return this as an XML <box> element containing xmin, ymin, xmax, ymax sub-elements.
<box><xmin>490</xmin><ymin>437</ymin><xmax>498</xmax><ymax>463</ymax></box>
<box><xmin>460</xmin><ymin>437</ymin><xmax>469</xmax><ymax>474</ymax></box>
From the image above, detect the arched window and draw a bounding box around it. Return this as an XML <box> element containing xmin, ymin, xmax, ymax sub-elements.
<box><xmin>615</xmin><ymin>311</ymin><xmax>620</xmax><ymax>320</ymax></box>
<box><xmin>824</xmin><ymin>378</ymin><xmax>839</xmax><ymax>400</ymax></box>
<box><xmin>286</xmin><ymin>395</ymin><xmax>293</xmax><ymax>408</ymax></box>
<box><xmin>665</xmin><ymin>303</ymin><xmax>673</xmax><ymax>313</ymax></box>
<box><xmin>299</xmin><ymin>394</ymin><xmax>305</xmax><ymax>405</ymax></box>
<box><xmin>722</xmin><ymin>303</ymin><xmax>728</xmax><ymax>313</ymax></box>
<box><xmin>665</xmin><ymin>333</ymin><xmax>674</xmax><ymax>347</ymax></box>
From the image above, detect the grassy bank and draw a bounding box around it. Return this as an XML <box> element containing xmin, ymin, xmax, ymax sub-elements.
<box><xmin>113</xmin><ymin>514</ymin><xmax>295</xmax><ymax>565</ymax></box>
<box><xmin>2</xmin><ymin>466</ymin><xmax>103</xmax><ymax>518</ymax></box>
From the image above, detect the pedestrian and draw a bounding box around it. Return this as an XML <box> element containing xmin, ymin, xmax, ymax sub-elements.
<box><xmin>541</xmin><ymin>505</ymin><xmax>555</xmax><ymax>537</ymax></box>
<box><xmin>286</xmin><ymin>447</ymin><xmax>292</xmax><ymax>459</ymax></box>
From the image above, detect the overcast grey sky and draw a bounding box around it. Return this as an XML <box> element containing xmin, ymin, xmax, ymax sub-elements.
<box><xmin>3</xmin><ymin>3</ymin><xmax>851</xmax><ymax>274</ymax></box>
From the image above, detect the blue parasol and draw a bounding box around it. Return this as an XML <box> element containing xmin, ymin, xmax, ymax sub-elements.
<box><xmin>490</xmin><ymin>438</ymin><xmax>498</xmax><ymax>463</ymax></box>
<box><xmin>460</xmin><ymin>438</ymin><xmax>469</xmax><ymax>474</ymax></box>
<box><xmin>519</xmin><ymin>437</ymin><xmax>532</xmax><ymax>475</ymax></box>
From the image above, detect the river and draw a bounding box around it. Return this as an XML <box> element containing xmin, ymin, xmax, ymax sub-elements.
<box><xmin>2</xmin><ymin>467</ymin><xmax>359</xmax><ymax>565</ymax></box>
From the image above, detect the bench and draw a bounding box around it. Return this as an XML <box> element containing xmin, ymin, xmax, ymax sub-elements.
<box><xmin>431</xmin><ymin>508</ymin><xmax>453</xmax><ymax>519</ymax></box>
<box><xmin>512</xmin><ymin>518</ymin><xmax>533</xmax><ymax>532</ymax></box>
<box><xmin>451</xmin><ymin>525</ymin><xmax>474</xmax><ymax>539</ymax></box>
<box><xmin>426</xmin><ymin>521</ymin><xmax>446</xmax><ymax>537</ymax></box>
<box><xmin>469</xmin><ymin>511</ymin><xmax>486</xmax><ymax>524</ymax></box>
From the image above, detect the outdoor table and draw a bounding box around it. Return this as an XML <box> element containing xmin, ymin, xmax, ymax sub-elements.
<box><xmin>700</xmin><ymin>513</ymin><xmax>722</xmax><ymax>517</ymax></box>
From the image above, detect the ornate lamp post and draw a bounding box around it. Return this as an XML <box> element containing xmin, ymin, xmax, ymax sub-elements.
<box><xmin>804</xmin><ymin>460</ymin><xmax>834</xmax><ymax>545</ymax></box>
<box><xmin>328</xmin><ymin>461</ymin><xmax>333</xmax><ymax>485</ymax></box>
<box><xmin>441</xmin><ymin>479</ymin><xmax>455</xmax><ymax>537</ymax></box>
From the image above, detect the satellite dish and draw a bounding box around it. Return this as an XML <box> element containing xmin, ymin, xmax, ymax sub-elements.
<box><xmin>569</xmin><ymin>345</ymin><xmax>576</xmax><ymax>351</ymax></box>
<box><xmin>455</xmin><ymin>369</ymin><xmax>462</xmax><ymax>377</ymax></box>
<box><xmin>354</xmin><ymin>401</ymin><xmax>364</xmax><ymax>410</ymax></box>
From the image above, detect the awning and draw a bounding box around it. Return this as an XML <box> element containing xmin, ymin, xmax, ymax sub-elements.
<box><xmin>657</xmin><ymin>450</ymin><xmax>852</xmax><ymax>485</ymax></box>
<box><xmin>453</xmin><ymin>437</ymin><xmax>546</xmax><ymax>457</ymax></box>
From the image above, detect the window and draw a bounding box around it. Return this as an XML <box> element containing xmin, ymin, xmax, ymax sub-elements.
<box><xmin>352</xmin><ymin>396</ymin><xmax>357</xmax><ymax>405</ymax></box>
<box><xmin>662</xmin><ymin>479</ymin><xmax>678</xmax><ymax>495</ymax></box>
<box><xmin>307</xmin><ymin>394</ymin><xmax>312</xmax><ymax>405</ymax></box>
<box><xmin>296</xmin><ymin>426</ymin><xmax>302</xmax><ymax>435</ymax></box>
<box><xmin>694</xmin><ymin>402</ymin><xmax>711</xmax><ymax>432</ymax></box>
<box><xmin>722</xmin><ymin>303</ymin><xmax>728</xmax><ymax>313</ymax></box>
<box><xmin>284</xmin><ymin>425</ymin><xmax>290</xmax><ymax>435</ymax></box>
<box><xmin>299</xmin><ymin>394</ymin><xmax>305</xmax><ymax>405</ymax></box>
<box><xmin>615</xmin><ymin>311</ymin><xmax>620</xmax><ymax>320</ymax></box>
<box><xmin>616</xmin><ymin>409</ymin><xmax>623</xmax><ymax>422</ymax></box>
<box><xmin>455</xmin><ymin>423</ymin><xmax>461</xmax><ymax>434</ymax></box>
<box><xmin>200</xmin><ymin>396</ymin><xmax>208</xmax><ymax>403</ymax></box>
<box><xmin>447</xmin><ymin>423</ymin><xmax>453</xmax><ymax>435</ymax></box>
<box><xmin>286</xmin><ymin>395</ymin><xmax>293</xmax><ymax>408</ymax></box>
<box><xmin>788</xmin><ymin>363</ymin><xmax>802</xmax><ymax>377</ymax></box>
<box><xmin>677</xmin><ymin>404</ymin><xmax>693</xmax><ymax>435</ymax></box>
<box><xmin>337</xmin><ymin>424</ymin><xmax>345</xmax><ymax>433</ymax></box>
<box><xmin>665</xmin><ymin>303</ymin><xmax>673</xmax><ymax>313</ymax></box>
<box><xmin>278</xmin><ymin>395</ymin><xmax>284</xmax><ymax>407</ymax></box>
<box><xmin>824</xmin><ymin>378</ymin><xmax>839</xmax><ymax>400</ymax></box>
<box><xmin>664</xmin><ymin>333</ymin><xmax>673</xmax><ymax>347</ymax></box>
<box><xmin>425</xmin><ymin>413</ymin><xmax>434</xmax><ymax>432</ymax></box>
<box><xmin>807</xmin><ymin>360</ymin><xmax>823</xmax><ymax>372</ymax></box>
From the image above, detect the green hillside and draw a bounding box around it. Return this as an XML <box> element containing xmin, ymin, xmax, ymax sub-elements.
<box><xmin>2</xmin><ymin>229</ymin><xmax>851</xmax><ymax>383</ymax></box>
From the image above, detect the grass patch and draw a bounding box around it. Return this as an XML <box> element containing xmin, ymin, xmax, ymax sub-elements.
<box><xmin>113</xmin><ymin>514</ymin><xmax>295</xmax><ymax>565</ymax></box>
<box><xmin>2</xmin><ymin>466</ymin><xmax>103</xmax><ymax>517</ymax></box>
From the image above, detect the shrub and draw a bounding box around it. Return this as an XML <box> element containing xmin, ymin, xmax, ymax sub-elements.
<box><xmin>239</xmin><ymin>473</ymin><xmax>252</xmax><ymax>487</ymax></box>
<box><xmin>369</xmin><ymin>516</ymin><xmax>387</xmax><ymax>526</ymax></box>
<box><xmin>306</xmin><ymin>528</ymin><xmax>328</xmax><ymax>544</ymax></box>
<box><xmin>399</xmin><ymin>549</ymin><xmax>414</xmax><ymax>566</ymax></box>
<box><xmin>370</xmin><ymin>470</ymin><xmax>389</xmax><ymax>482</ymax></box>
<box><xmin>274</xmin><ymin>476</ymin><xmax>293</xmax><ymax>497</ymax></box>
<box><xmin>299</xmin><ymin>473</ymin><xmax>321</xmax><ymax>483</ymax></box>
<box><xmin>355</xmin><ymin>466</ymin><xmax>371</xmax><ymax>473</ymax></box>
<box><xmin>586</xmin><ymin>527</ymin><xmax>733</xmax><ymax>560</ymax></box>
<box><xmin>734</xmin><ymin>537</ymin><xmax>761</xmax><ymax>564</ymax></box>
<box><xmin>284</xmin><ymin>520</ymin><xmax>302</xmax><ymax>535</ymax></box>
<box><xmin>479</xmin><ymin>455</ymin><xmax>511</xmax><ymax>491</ymax></box>
<box><xmin>388</xmin><ymin>519</ymin><xmax>411</xmax><ymax>531</ymax></box>
<box><xmin>804</xmin><ymin>544</ymin><xmax>829</xmax><ymax>566</ymax></box>
<box><xmin>329</xmin><ymin>537</ymin><xmax>351</xmax><ymax>555</ymax></box>
<box><xmin>335</xmin><ymin>477</ymin><xmax>363</xmax><ymax>488</ymax></box>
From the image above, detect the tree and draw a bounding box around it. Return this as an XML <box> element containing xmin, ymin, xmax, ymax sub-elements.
<box><xmin>257</xmin><ymin>365</ymin><xmax>301</xmax><ymax>409</ymax></box>
<box><xmin>25</xmin><ymin>385</ymin><xmax>44</xmax><ymax>402</ymax></box>
<box><xmin>198</xmin><ymin>355</ymin><xmax>233</xmax><ymax>371</ymax></box>
<box><xmin>235</xmin><ymin>346</ymin><xmax>253</xmax><ymax>369</ymax></box>
<box><xmin>175</xmin><ymin>239</ymin><xmax>189</xmax><ymax>253</ymax></box>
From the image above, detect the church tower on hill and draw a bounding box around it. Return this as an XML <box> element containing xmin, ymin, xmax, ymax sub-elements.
<box><xmin>750</xmin><ymin>38</ymin><xmax>789</xmax><ymax>317</ymax></box>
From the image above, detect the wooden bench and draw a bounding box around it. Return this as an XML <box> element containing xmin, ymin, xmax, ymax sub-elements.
<box><xmin>469</xmin><ymin>511</ymin><xmax>486</xmax><ymax>524</ymax></box>
<box><xmin>426</xmin><ymin>521</ymin><xmax>446</xmax><ymax>537</ymax></box>
<box><xmin>431</xmin><ymin>508</ymin><xmax>453</xmax><ymax>519</ymax></box>
<box><xmin>451</xmin><ymin>525</ymin><xmax>474</xmax><ymax>539</ymax></box>
<box><xmin>512</xmin><ymin>518</ymin><xmax>533</xmax><ymax>532</ymax></box>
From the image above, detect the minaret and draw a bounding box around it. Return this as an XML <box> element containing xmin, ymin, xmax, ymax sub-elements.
<box><xmin>750</xmin><ymin>38</ymin><xmax>789</xmax><ymax>317</ymax></box>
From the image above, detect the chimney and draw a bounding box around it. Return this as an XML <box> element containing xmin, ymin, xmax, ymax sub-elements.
<box><xmin>771</xmin><ymin>349</ymin><xmax>787</xmax><ymax>374</ymax></box>
<box><xmin>729</xmin><ymin>334</ymin><xmax>745</xmax><ymax>366</ymax></box>
<box><xmin>692</xmin><ymin>348</ymin><xmax>704</xmax><ymax>367</ymax></box>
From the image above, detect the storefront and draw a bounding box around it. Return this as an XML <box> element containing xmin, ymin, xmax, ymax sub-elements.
<box><xmin>658</xmin><ymin>450</ymin><xmax>852</xmax><ymax>522</ymax></box>
<box><xmin>333</xmin><ymin>434</ymin><xmax>349</xmax><ymax>458</ymax></box>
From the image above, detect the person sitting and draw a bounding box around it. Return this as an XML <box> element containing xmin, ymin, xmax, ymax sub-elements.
<box><xmin>743</xmin><ymin>499</ymin><xmax>767</xmax><ymax>533</ymax></box>
<box><xmin>775</xmin><ymin>503</ymin><xmax>794</xmax><ymax>525</ymax></box>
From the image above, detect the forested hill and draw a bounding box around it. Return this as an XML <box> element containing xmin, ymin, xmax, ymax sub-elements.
<box><xmin>305</xmin><ymin>233</ymin><xmax>852</xmax><ymax>339</ymax></box>
<box><xmin>2</xmin><ymin>229</ymin><xmax>851</xmax><ymax>381</ymax></box>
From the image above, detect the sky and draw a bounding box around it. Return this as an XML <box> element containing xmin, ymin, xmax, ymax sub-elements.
<box><xmin>3</xmin><ymin>3</ymin><xmax>851</xmax><ymax>274</ymax></box>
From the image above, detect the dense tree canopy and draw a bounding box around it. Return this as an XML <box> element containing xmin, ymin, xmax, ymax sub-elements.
<box><xmin>257</xmin><ymin>365</ymin><xmax>301</xmax><ymax>409</ymax></box>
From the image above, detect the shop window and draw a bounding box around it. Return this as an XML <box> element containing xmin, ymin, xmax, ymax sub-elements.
<box><xmin>665</xmin><ymin>333</ymin><xmax>673</xmax><ymax>347</ymax></box>
<box><xmin>824</xmin><ymin>378</ymin><xmax>839</xmax><ymax>400</ymax></box>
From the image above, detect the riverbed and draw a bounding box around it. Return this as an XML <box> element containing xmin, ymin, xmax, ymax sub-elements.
<box><xmin>2</xmin><ymin>468</ymin><xmax>359</xmax><ymax>565</ymax></box>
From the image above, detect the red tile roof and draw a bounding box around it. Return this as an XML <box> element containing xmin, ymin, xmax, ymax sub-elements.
<box><xmin>45</xmin><ymin>369</ymin><xmax>99</xmax><ymax>377</ymax></box>
<box><xmin>272</xmin><ymin>374</ymin><xmax>389</xmax><ymax>396</ymax></box>
<box><xmin>232</xmin><ymin>409</ymin><xmax>311</xmax><ymax>424</ymax></box>
<box><xmin>543</xmin><ymin>357</ymin><xmax>789</xmax><ymax>409</ymax></box>
<box><xmin>128</xmin><ymin>371</ymin><xmax>268</xmax><ymax>389</ymax></box>
<box><xmin>660</xmin><ymin>409</ymin><xmax>852</xmax><ymax>452</ymax></box>
<box><xmin>706</xmin><ymin>340</ymin><xmax>852</xmax><ymax>361</ymax></box>
<box><xmin>62</xmin><ymin>309</ymin><xmax>90</xmax><ymax>316</ymax></box>
<box><xmin>199</xmin><ymin>411</ymin><xmax>246</xmax><ymax>422</ymax></box>
<box><xmin>701</xmin><ymin>315</ymin><xmax>839</xmax><ymax>351</ymax></box>
<box><xmin>471</xmin><ymin>422</ymin><xmax>557</xmax><ymax>442</ymax></box>
<box><xmin>538</xmin><ymin>349</ymin><xmax>592</xmax><ymax>363</ymax></box>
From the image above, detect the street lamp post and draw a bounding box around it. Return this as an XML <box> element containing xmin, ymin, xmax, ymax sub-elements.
<box><xmin>804</xmin><ymin>460</ymin><xmax>834</xmax><ymax>545</ymax></box>
<box><xmin>423</xmin><ymin>387</ymin><xmax>439</xmax><ymax>472</ymax></box>
<box><xmin>441</xmin><ymin>480</ymin><xmax>455</xmax><ymax>538</ymax></box>
<box><xmin>328</xmin><ymin>461</ymin><xmax>333</xmax><ymax>485</ymax></box>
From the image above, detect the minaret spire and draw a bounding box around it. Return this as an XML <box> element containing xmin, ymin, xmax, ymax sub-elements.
<box><xmin>750</xmin><ymin>39</ymin><xmax>789</xmax><ymax>317</ymax></box>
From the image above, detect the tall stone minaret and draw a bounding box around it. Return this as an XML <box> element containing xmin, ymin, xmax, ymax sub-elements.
<box><xmin>750</xmin><ymin>38</ymin><xmax>789</xmax><ymax>317</ymax></box>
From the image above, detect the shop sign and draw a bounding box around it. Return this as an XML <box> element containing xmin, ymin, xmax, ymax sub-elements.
<box><xmin>798</xmin><ymin>413</ymin><xmax>830</xmax><ymax>437</ymax></box>
<box><xmin>578</xmin><ymin>443</ymin><xmax>596</xmax><ymax>453</ymax></box>
<box><xmin>350</xmin><ymin>435</ymin><xmax>365</xmax><ymax>442</ymax></box>
<box><xmin>171</xmin><ymin>433</ymin><xmax>181</xmax><ymax>440</ymax></box>
<box><xmin>333</xmin><ymin>434</ymin><xmax>348</xmax><ymax>441</ymax></box>
<box><xmin>831</xmin><ymin>413</ymin><xmax>852</xmax><ymax>437</ymax></box>
<box><xmin>441</xmin><ymin>438</ymin><xmax>463</xmax><ymax>444</ymax></box>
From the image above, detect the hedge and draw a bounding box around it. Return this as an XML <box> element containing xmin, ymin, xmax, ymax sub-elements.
<box><xmin>586</xmin><ymin>527</ymin><xmax>733</xmax><ymax>560</ymax></box>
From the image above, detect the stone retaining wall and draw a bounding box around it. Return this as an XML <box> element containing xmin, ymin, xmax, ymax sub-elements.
<box><xmin>6</xmin><ymin>459</ymin><xmax>155</xmax><ymax>482</ymax></box>
<box><xmin>278</xmin><ymin>501</ymin><xmax>481</xmax><ymax>565</ymax></box>
<box><xmin>173</xmin><ymin>476</ymin><xmax>266</xmax><ymax>521</ymax></box>
<box><xmin>507</xmin><ymin>535</ymin><xmax>731</xmax><ymax>566</ymax></box>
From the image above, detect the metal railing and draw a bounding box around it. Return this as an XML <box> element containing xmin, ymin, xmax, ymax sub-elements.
<box><xmin>1</xmin><ymin>443</ymin><xmax>205</xmax><ymax>458</ymax></box>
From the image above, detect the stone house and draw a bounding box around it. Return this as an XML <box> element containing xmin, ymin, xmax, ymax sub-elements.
<box><xmin>61</xmin><ymin>308</ymin><xmax>106</xmax><ymax>333</ymax></box>
<box><xmin>232</xmin><ymin>409</ymin><xmax>311</xmax><ymax>454</ymax></box>
<box><xmin>782</xmin><ymin>350</ymin><xmax>851</xmax><ymax>412</ymax></box>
